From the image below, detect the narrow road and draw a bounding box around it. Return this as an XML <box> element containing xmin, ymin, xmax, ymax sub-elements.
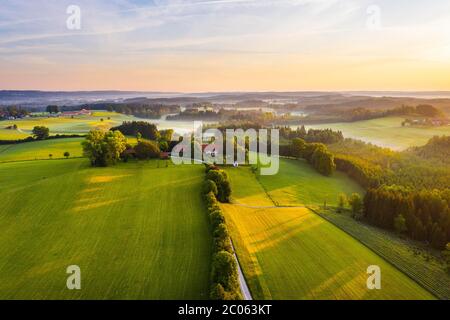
<box><xmin>230</xmin><ymin>240</ymin><xmax>253</xmax><ymax>300</ymax></box>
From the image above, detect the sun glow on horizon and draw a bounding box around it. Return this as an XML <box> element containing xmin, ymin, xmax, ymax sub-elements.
<box><xmin>1</xmin><ymin>0</ymin><xmax>450</xmax><ymax>91</ymax></box>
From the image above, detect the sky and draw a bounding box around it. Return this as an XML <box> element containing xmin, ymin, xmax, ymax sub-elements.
<box><xmin>1</xmin><ymin>0</ymin><xmax>450</xmax><ymax>92</ymax></box>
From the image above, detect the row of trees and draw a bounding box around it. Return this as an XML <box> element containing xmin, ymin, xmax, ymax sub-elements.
<box><xmin>289</xmin><ymin>138</ymin><xmax>336</xmax><ymax>176</ymax></box>
<box><xmin>111</xmin><ymin>121</ymin><xmax>160</xmax><ymax>140</ymax></box>
<box><xmin>334</xmin><ymin>154</ymin><xmax>384</xmax><ymax>189</ymax></box>
<box><xmin>395</xmin><ymin>104</ymin><xmax>445</xmax><ymax>118</ymax></box>
<box><xmin>203</xmin><ymin>165</ymin><xmax>242</xmax><ymax>300</ymax></box>
<box><xmin>206</xmin><ymin>165</ymin><xmax>232</xmax><ymax>203</ymax></box>
<box><xmin>364</xmin><ymin>186</ymin><xmax>450</xmax><ymax>249</ymax></box>
<box><xmin>105</xmin><ymin>103</ymin><xmax>180</xmax><ymax>119</ymax></box>
<box><xmin>277</xmin><ymin>126</ymin><xmax>344</xmax><ymax>144</ymax></box>
<box><xmin>326</xmin><ymin>104</ymin><xmax>445</xmax><ymax>122</ymax></box>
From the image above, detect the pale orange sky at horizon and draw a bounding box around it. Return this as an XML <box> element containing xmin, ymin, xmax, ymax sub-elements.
<box><xmin>1</xmin><ymin>0</ymin><xmax>450</xmax><ymax>92</ymax></box>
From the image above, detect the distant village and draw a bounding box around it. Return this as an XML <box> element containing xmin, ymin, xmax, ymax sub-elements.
<box><xmin>402</xmin><ymin>117</ymin><xmax>450</xmax><ymax>127</ymax></box>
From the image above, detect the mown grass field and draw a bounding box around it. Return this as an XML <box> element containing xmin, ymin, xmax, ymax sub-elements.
<box><xmin>0</xmin><ymin>112</ymin><xmax>134</xmax><ymax>139</ymax></box>
<box><xmin>0</xmin><ymin>138</ymin><xmax>84</xmax><ymax>162</ymax></box>
<box><xmin>257</xmin><ymin>158</ymin><xmax>364</xmax><ymax>207</ymax></box>
<box><xmin>0</xmin><ymin>159</ymin><xmax>211</xmax><ymax>299</ymax></box>
<box><xmin>221</xmin><ymin>164</ymin><xmax>434</xmax><ymax>300</ymax></box>
<box><xmin>303</xmin><ymin>117</ymin><xmax>450</xmax><ymax>150</ymax></box>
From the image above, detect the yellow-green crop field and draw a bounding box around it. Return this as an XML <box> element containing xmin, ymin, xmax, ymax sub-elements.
<box><xmin>221</xmin><ymin>161</ymin><xmax>434</xmax><ymax>300</ymax></box>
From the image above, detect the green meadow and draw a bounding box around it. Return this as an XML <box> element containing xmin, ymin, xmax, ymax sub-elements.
<box><xmin>0</xmin><ymin>159</ymin><xmax>211</xmax><ymax>299</ymax></box>
<box><xmin>0</xmin><ymin>138</ymin><xmax>84</xmax><ymax>162</ymax></box>
<box><xmin>302</xmin><ymin>117</ymin><xmax>450</xmax><ymax>150</ymax></box>
<box><xmin>221</xmin><ymin>163</ymin><xmax>434</xmax><ymax>300</ymax></box>
<box><xmin>258</xmin><ymin>158</ymin><xmax>364</xmax><ymax>207</ymax></box>
<box><xmin>0</xmin><ymin>112</ymin><xmax>134</xmax><ymax>139</ymax></box>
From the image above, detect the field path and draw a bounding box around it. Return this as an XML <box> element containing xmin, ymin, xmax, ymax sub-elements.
<box><xmin>232</xmin><ymin>200</ymin><xmax>307</xmax><ymax>210</ymax></box>
<box><xmin>230</xmin><ymin>240</ymin><xmax>253</xmax><ymax>300</ymax></box>
<box><xmin>222</xmin><ymin>164</ymin><xmax>435</xmax><ymax>300</ymax></box>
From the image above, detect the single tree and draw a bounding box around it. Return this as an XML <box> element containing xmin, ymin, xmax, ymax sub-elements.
<box><xmin>32</xmin><ymin>126</ymin><xmax>50</xmax><ymax>140</ymax></box>
<box><xmin>348</xmin><ymin>193</ymin><xmax>363</xmax><ymax>219</ymax></box>
<box><xmin>338</xmin><ymin>193</ymin><xmax>347</xmax><ymax>212</ymax></box>
<box><xmin>64</xmin><ymin>151</ymin><xmax>70</xmax><ymax>159</ymax></box>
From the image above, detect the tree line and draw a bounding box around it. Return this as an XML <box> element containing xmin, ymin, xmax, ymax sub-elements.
<box><xmin>202</xmin><ymin>164</ymin><xmax>241</xmax><ymax>300</ymax></box>
<box><xmin>364</xmin><ymin>186</ymin><xmax>450</xmax><ymax>249</ymax></box>
<box><xmin>280</xmin><ymin>137</ymin><xmax>336</xmax><ymax>176</ymax></box>
<box><xmin>108</xmin><ymin>103</ymin><xmax>180</xmax><ymax>119</ymax></box>
<box><xmin>111</xmin><ymin>121</ymin><xmax>160</xmax><ymax>140</ymax></box>
<box><xmin>277</xmin><ymin>125</ymin><xmax>344</xmax><ymax>144</ymax></box>
<box><xmin>326</xmin><ymin>104</ymin><xmax>445</xmax><ymax>122</ymax></box>
<box><xmin>325</xmin><ymin>137</ymin><xmax>450</xmax><ymax>250</ymax></box>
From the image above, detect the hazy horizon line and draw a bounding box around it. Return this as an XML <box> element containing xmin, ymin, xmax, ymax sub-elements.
<box><xmin>3</xmin><ymin>89</ymin><xmax>450</xmax><ymax>94</ymax></box>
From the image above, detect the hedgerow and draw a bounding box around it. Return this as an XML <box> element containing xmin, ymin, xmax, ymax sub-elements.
<box><xmin>202</xmin><ymin>164</ymin><xmax>242</xmax><ymax>300</ymax></box>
